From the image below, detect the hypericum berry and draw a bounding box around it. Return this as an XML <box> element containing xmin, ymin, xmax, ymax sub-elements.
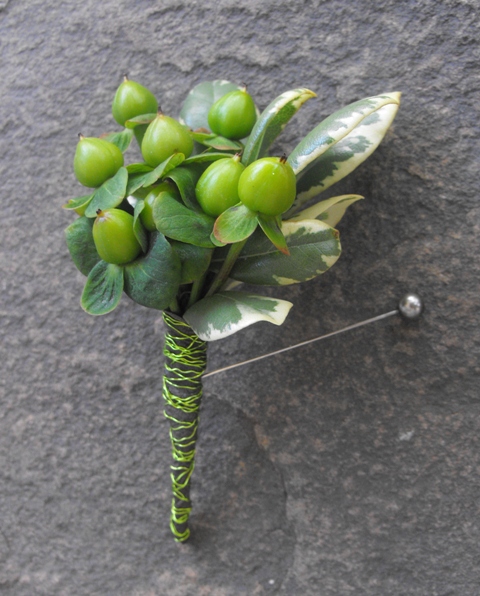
<box><xmin>93</xmin><ymin>208</ymin><xmax>142</xmax><ymax>265</ymax></box>
<box><xmin>140</xmin><ymin>181</ymin><xmax>179</xmax><ymax>231</ymax></box>
<box><xmin>112</xmin><ymin>76</ymin><xmax>158</xmax><ymax>126</ymax></box>
<box><xmin>195</xmin><ymin>155</ymin><xmax>245</xmax><ymax>217</ymax></box>
<box><xmin>141</xmin><ymin>113</ymin><xmax>194</xmax><ymax>167</ymax></box>
<box><xmin>208</xmin><ymin>87</ymin><xmax>257</xmax><ymax>140</ymax></box>
<box><xmin>238</xmin><ymin>156</ymin><xmax>297</xmax><ymax>216</ymax></box>
<box><xmin>74</xmin><ymin>136</ymin><xmax>124</xmax><ymax>188</ymax></box>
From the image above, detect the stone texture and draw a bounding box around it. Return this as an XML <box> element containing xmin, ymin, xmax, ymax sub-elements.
<box><xmin>1</xmin><ymin>0</ymin><xmax>479</xmax><ymax>594</ymax></box>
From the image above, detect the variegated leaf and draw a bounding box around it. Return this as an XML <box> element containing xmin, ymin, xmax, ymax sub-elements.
<box><xmin>224</xmin><ymin>219</ymin><xmax>341</xmax><ymax>285</ymax></box>
<box><xmin>288</xmin><ymin>194</ymin><xmax>363</xmax><ymax>227</ymax></box>
<box><xmin>242</xmin><ymin>88</ymin><xmax>317</xmax><ymax>166</ymax></box>
<box><xmin>183</xmin><ymin>291</ymin><xmax>293</xmax><ymax>341</ymax></box>
<box><xmin>287</xmin><ymin>93</ymin><xmax>400</xmax><ymax>212</ymax></box>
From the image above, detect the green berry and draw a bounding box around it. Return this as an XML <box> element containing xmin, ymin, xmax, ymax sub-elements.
<box><xmin>74</xmin><ymin>136</ymin><xmax>124</xmax><ymax>188</ymax></box>
<box><xmin>140</xmin><ymin>182</ymin><xmax>179</xmax><ymax>231</ymax></box>
<box><xmin>141</xmin><ymin>113</ymin><xmax>193</xmax><ymax>167</ymax></box>
<box><xmin>93</xmin><ymin>208</ymin><xmax>142</xmax><ymax>264</ymax></box>
<box><xmin>195</xmin><ymin>155</ymin><xmax>245</xmax><ymax>217</ymax></box>
<box><xmin>112</xmin><ymin>76</ymin><xmax>158</xmax><ymax>126</ymax></box>
<box><xmin>208</xmin><ymin>88</ymin><xmax>257</xmax><ymax>140</ymax></box>
<box><xmin>238</xmin><ymin>156</ymin><xmax>296</xmax><ymax>216</ymax></box>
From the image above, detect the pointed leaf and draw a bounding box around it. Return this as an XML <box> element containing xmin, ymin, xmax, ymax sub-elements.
<box><xmin>184</xmin><ymin>291</ymin><xmax>293</xmax><ymax>341</ymax></box>
<box><xmin>242</xmin><ymin>88</ymin><xmax>317</xmax><ymax>166</ymax></box>
<box><xmin>85</xmin><ymin>167</ymin><xmax>128</xmax><ymax>218</ymax></box>
<box><xmin>287</xmin><ymin>92</ymin><xmax>401</xmax><ymax>181</ymax></box>
<box><xmin>81</xmin><ymin>261</ymin><xmax>124</xmax><ymax>315</ymax></box>
<box><xmin>133</xmin><ymin>200</ymin><xmax>149</xmax><ymax>253</ymax></box>
<box><xmin>223</xmin><ymin>219</ymin><xmax>341</xmax><ymax>285</ymax></box>
<box><xmin>171</xmin><ymin>241</ymin><xmax>213</xmax><ymax>284</ymax></box>
<box><xmin>190</xmin><ymin>132</ymin><xmax>243</xmax><ymax>152</ymax></box>
<box><xmin>124</xmin><ymin>232</ymin><xmax>181</xmax><ymax>310</ymax></box>
<box><xmin>153</xmin><ymin>191</ymin><xmax>215</xmax><ymax>248</ymax></box>
<box><xmin>183</xmin><ymin>152</ymin><xmax>237</xmax><ymax>166</ymax></box>
<box><xmin>288</xmin><ymin>194</ymin><xmax>363</xmax><ymax>227</ymax></box>
<box><xmin>290</xmin><ymin>99</ymin><xmax>400</xmax><ymax>210</ymax></box>
<box><xmin>213</xmin><ymin>203</ymin><xmax>259</xmax><ymax>244</ymax></box>
<box><xmin>258</xmin><ymin>214</ymin><xmax>289</xmax><ymax>255</ymax></box>
<box><xmin>102</xmin><ymin>128</ymin><xmax>134</xmax><ymax>152</ymax></box>
<box><xmin>165</xmin><ymin>163</ymin><xmax>205</xmax><ymax>211</ymax></box>
<box><xmin>65</xmin><ymin>216</ymin><xmax>101</xmax><ymax>276</ymax></box>
<box><xmin>140</xmin><ymin>153</ymin><xmax>186</xmax><ymax>188</ymax></box>
<box><xmin>179</xmin><ymin>80</ymin><xmax>242</xmax><ymax>131</ymax></box>
<box><xmin>62</xmin><ymin>193</ymin><xmax>94</xmax><ymax>215</ymax></box>
<box><xmin>124</xmin><ymin>113</ymin><xmax>158</xmax><ymax>129</ymax></box>
<box><xmin>127</xmin><ymin>163</ymin><xmax>154</xmax><ymax>175</ymax></box>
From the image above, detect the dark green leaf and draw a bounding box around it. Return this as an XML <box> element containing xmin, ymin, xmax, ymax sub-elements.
<box><xmin>165</xmin><ymin>163</ymin><xmax>206</xmax><ymax>211</ymax></box>
<box><xmin>133</xmin><ymin>200</ymin><xmax>149</xmax><ymax>253</ymax></box>
<box><xmin>124</xmin><ymin>232</ymin><xmax>181</xmax><ymax>311</ymax></box>
<box><xmin>242</xmin><ymin>88</ymin><xmax>316</xmax><ymax>166</ymax></box>
<box><xmin>258</xmin><ymin>214</ymin><xmax>289</xmax><ymax>255</ymax></box>
<box><xmin>171</xmin><ymin>241</ymin><xmax>213</xmax><ymax>284</ymax></box>
<box><xmin>125</xmin><ymin>153</ymin><xmax>184</xmax><ymax>195</ymax></box>
<box><xmin>153</xmin><ymin>192</ymin><xmax>215</xmax><ymax>248</ymax></box>
<box><xmin>213</xmin><ymin>203</ymin><xmax>258</xmax><ymax>244</ymax></box>
<box><xmin>65</xmin><ymin>216</ymin><xmax>101</xmax><ymax>276</ymax></box>
<box><xmin>179</xmin><ymin>79</ymin><xmax>242</xmax><ymax>131</ymax></box>
<box><xmin>103</xmin><ymin>128</ymin><xmax>134</xmax><ymax>152</ymax></box>
<box><xmin>81</xmin><ymin>261</ymin><xmax>124</xmax><ymax>315</ymax></box>
<box><xmin>85</xmin><ymin>167</ymin><xmax>128</xmax><ymax>218</ymax></box>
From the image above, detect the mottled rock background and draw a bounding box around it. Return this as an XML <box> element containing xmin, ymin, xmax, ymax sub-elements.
<box><xmin>1</xmin><ymin>0</ymin><xmax>479</xmax><ymax>594</ymax></box>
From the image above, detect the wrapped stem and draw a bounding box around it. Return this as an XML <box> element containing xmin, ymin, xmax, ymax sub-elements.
<box><xmin>162</xmin><ymin>311</ymin><xmax>207</xmax><ymax>542</ymax></box>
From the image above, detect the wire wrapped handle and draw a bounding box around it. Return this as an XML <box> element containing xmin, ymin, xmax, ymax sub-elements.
<box><xmin>162</xmin><ymin>311</ymin><xmax>207</xmax><ymax>541</ymax></box>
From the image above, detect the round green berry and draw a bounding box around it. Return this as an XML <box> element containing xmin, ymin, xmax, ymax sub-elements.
<box><xmin>195</xmin><ymin>155</ymin><xmax>245</xmax><ymax>217</ymax></box>
<box><xmin>141</xmin><ymin>114</ymin><xmax>193</xmax><ymax>167</ymax></box>
<box><xmin>112</xmin><ymin>76</ymin><xmax>158</xmax><ymax>126</ymax></box>
<box><xmin>74</xmin><ymin>136</ymin><xmax>124</xmax><ymax>188</ymax></box>
<box><xmin>208</xmin><ymin>88</ymin><xmax>257</xmax><ymax>140</ymax></box>
<box><xmin>93</xmin><ymin>208</ymin><xmax>142</xmax><ymax>265</ymax></box>
<box><xmin>238</xmin><ymin>156</ymin><xmax>296</xmax><ymax>216</ymax></box>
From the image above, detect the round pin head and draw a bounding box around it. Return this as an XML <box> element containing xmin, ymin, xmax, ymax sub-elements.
<box><xmin>398</xmin><ymin>293</ymin><xmax>424</xmax><ymax>320</ymax></box>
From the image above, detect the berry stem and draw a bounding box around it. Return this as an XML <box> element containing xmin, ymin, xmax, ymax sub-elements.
<box><xmin>205</xmin><ymin>239</ymin><xmax>247</xmax><ymax>298</ymax></box>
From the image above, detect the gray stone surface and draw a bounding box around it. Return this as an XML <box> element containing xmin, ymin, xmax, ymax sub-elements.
<box><xmin>1</xmin><ymin>0</ymin><xmax>479</xmax><ymax>594</ymax></box>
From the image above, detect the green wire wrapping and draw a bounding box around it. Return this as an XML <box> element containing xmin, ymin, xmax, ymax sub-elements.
<box><xmin>162</xmin><ymin>311</ymin><xmax>207</xmax><ymax>542</ymax></box>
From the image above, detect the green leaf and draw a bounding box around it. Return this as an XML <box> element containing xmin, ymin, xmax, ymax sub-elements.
<box><xmin>242</xmin><ymin>88</ymin><xmax>317</xmax><ymax>166</ymax></box>
<box><xmin>165</xmin><ymin>163</ymin><xmax>205</xmax><ymax>211</ymax></box>
<box><xmin>124</xmin><ymin>113</ymin><xmax>158</xmax><ymax>129</ymax></box>
<box><xmin>288</xmin><ymin>194</ymin><xmax>363</xmax><ymax>227</ymax></box>
<box><xmin>190</xmin><ymin>131</ymin><xmax>243</xmax><ymax>152</ymax></box>
<box><xmin>133</xmin><ymin>200</ymin><xmax>149</xmax><ymax>253</ymax></box>
<box><xmin>258</xmin><ymin>214</ymin><xmax>289</xmax><ymax>255</ymax></box>
<box><xmin>223</xmin><ymin>219</ymin><xmax>341</xmax><ymax>285</ymax></box>
<box><xmin>183</xmin><ymin>152</ymin><xmax>239</xmax><ymax>166</ymax></box>
<box><xmin>171</xmin><ymin>241</ymin><xmax>213</xmax><ymax>284</ymax></box>
<box><xmin>179</xmin><ymin>79</ymin><xmax>242</xmax><ymax>131</ymax></box>
<box><xmin>81</xmin><ymin>260</ymin><xmax>124</xmax><ymax>315</ymax></box>
<box><xmin>153</xmin><ymin>191</ymin><xmax>216</xmax><ymax>248</ymax></box>
<box><xmin>85</xmin><ymin>167</ymin><xmax>128</xmax><ymax>218</ymax></box>
<box><xmin>124</xmin><ymin>232</ymin><xmax>181</xmax><ymax>310</ymax></box>
<box><xmin>287</xmin><ymin>93</ymin><xmax>400</xmax><ymax>210</ymax></box>
<box><xmin>62</xmin><ymin>193</ymin><xmax>94</xmax><ymax>214</ymax></box>
<box><xmin>183</xmin><ymin>291</ymin><xmax>293</xmax><ymax>341</ymax></box>
<box><xmin>127</xmin><ymin>163</ymin><xmax>154</xmax><ymax>174</ymax></box>
<box><xmin>213</xmin><ymin>203</ymin><xmax>259</xmax><ymax>244</ymax></box>
<box><xmin>103</xmin><ymin>128</ymin><xmax>134</xmax><ymax>152</ymax></box>
<box><xmin>65</xmin><ymin>216</ymin><xmax>101</xmax><ymax>276</ymax></box>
